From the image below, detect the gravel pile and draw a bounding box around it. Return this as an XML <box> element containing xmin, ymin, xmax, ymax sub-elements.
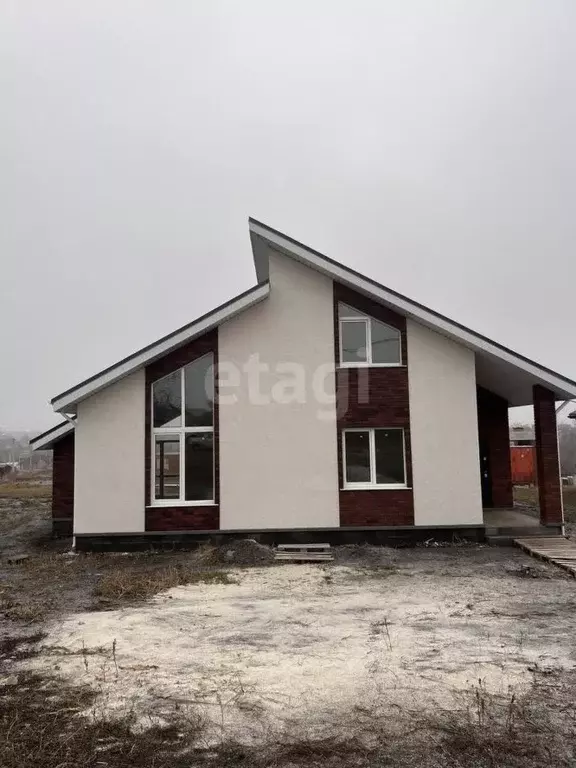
<box><xmin>194</xmin><ymin>538</ymin><xmax>275</xmax><ymax>566</ymax></box>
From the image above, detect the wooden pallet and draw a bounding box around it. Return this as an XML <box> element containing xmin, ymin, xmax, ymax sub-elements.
<box><xmin>274</xmin><ymin>543</ymin><xmax>333</xmax><ymax>562</ymax></box>
<box><xmin>514</xmin><ymin>536</ymin><xmax>576</xmax><ymax>577</ymax></box>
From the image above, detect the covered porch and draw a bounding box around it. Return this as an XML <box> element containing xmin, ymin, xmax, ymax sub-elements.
<box><xmin>483</xmin><ymin>507</ymin><xmax>541</xmax><ymax>529</ymax></box>
<box><xmin>475</xmin><ymin>350</ymin><xmax>570</xmax><ymax>535</ymax></box>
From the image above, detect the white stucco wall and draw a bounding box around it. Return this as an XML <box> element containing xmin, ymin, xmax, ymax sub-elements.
<box><xmin>407</xmin><ymin>319</ymin><xmax>483</xmax><ymax>526</ymax></box>
<box><xmin>218</xmin><ymin>248</ymin><xmax>339</xmax><ymax>530</ymax></box>
<box><xmin>74</xmin><ymin>369</ymin><xmax>145</xmax><ymax>534</ymax></box>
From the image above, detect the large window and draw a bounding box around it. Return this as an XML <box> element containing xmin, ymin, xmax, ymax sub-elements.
<box><xmin>338</xmin><ymin>303</ymin><xmax>401</xmax><ymax>366</ymax></box>
<box><xmin>342</xmin><ymin>428</ymin><xmax>406</xmax><ymax>489</ymax></box>
<box><xmin>152</xmin><ymin>353</ymin><xmax>214</xmax><ymax>504</ymax></box>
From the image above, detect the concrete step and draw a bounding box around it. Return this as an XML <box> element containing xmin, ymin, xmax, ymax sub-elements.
<box><xmin>485</xmin><ymin>526</ymin><xmax>558</xmax><ymax>538</ymax></box>
<box><xmin>486</xmin><ymin>535</ymin><xmax>517</xmax><ymax>546</ymax></box>
<box><xmin>487</xmin><ymin>528</ymin><xmax>561</xmax><ymax>546</ymax></box>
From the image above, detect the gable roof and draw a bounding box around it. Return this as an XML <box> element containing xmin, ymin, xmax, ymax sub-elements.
<box><xmin>249</xmin><ymin>218</ymin><xmax>576</xmax><ymax>406</ymax></box>
<box><xmin>30</xmin><ymin>420</ymin><xmax>75</xmax><ymax>451</ymax></box>
<box><xmin>48</xmin><ymin>218</ymin><xmax>576</xmax><ymax>414</ymax></box>
<box><xmin>51</xmin><ymin>281</ymin><xmax>269</xmax><ymax>414</ymax></box>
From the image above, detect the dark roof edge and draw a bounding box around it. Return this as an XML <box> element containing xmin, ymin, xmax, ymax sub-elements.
<box><xmin>249</xmin><ymin>218</ymin><xmax>576</xmax><ymax>392</ymax></box>
<box><xmin>30</xmin><ymin>419</ymin><xmax>75</xmax><ymax>447</ymax></box>
<box><xmin>51</xmin><ymin>281</ymin><xmax>269</xmax><ymax>406</ymax></box>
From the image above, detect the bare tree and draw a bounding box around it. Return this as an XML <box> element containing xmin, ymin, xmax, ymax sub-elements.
<box><xmin>559</xmin><ymin>422</ymin><xmax>576</xmax><ymax>476</ymax></box>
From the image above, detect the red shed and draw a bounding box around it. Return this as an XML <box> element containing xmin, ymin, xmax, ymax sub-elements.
<box><xmin>511</xmin><ymin>446</ymin><xmax>536</xmax><ymax>485</ymax></box>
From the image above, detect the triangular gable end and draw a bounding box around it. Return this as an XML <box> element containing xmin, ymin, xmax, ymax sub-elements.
<box><xmin>249</xmin><ymin>217</ymin><xmax>576</xmax><ymax>406</ymax></box>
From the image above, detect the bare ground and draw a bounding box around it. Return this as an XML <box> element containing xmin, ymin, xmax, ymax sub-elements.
<box><xmin>22</xmin><ymin>553</ymin><xmax>576</xmax><ymax>743</ymax></box>
<box><xmin>2</xmin><ymin>486</ymin><xmax>576</xmax><ymax>766</ymax></box>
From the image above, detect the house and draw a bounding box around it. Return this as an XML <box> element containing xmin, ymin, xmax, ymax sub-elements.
<box><xmin>30</xmin><ymin>219</ymin><xmax>576</xmax><ymax>550</ymax></box>
<box><xmin>509</xmin><ymin>426</ymin><xmax>535</xmax><ymax>447</ymax></box>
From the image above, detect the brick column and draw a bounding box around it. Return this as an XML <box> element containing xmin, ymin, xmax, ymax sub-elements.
<box><xmin>533</xmin><ymin>385</ymin><xmax>563</xmax><ymax>526</ymax></box>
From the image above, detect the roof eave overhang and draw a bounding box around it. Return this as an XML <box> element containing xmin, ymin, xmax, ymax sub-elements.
<box><xmin>249</xmin><ymin>219</ymin><xmax>576</xmax><ymax>406</ymax></box>
<box><xmin>51</xmin><ymin>281</ymin><xmax>270</xmax><ymax>414</ymax></box>
<box><xmin>30</xmin><ymin>420</ymin><xmax>75</xmax><ymax>451</ymax></box>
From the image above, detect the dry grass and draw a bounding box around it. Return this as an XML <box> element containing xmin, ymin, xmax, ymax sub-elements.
<box><xmin>94</xmin><ymin>564</ymin><xmax>235</xmax><ymax>604</ymax></box>
<box><xmin>0</xmin><ymin>548</ymin><xmax>241</xmax><ymax>624</ymax></box>
<box><xmin>1</xmin><ymin>631</ymin><xmax>575</xmax><ymax>768</ymax></box>
<box><xmin>562</xmin><ymin>485</ymin><xmax>576</xmax><ymax>516</ymax></box>
<box><xmin>0</xmin><ymin>671</ymin><xmax>205</xmax><ymax>768</ymax></box>
<box><xmin>0</xmin><ymin>593</ymin><xmax>48</xmax><ymax>623</ymax></box>
<box><xmin>0</xmin><ymin>482</ymin><xmax>51</xmax><ymax>500</ymax></box>
<box><xmin>514</xmin><ymin>485</ymin><xmax>576</xmax><ymax>520</ymax></box>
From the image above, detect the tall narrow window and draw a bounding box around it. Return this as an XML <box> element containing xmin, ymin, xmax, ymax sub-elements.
<box><xmin>338</xmin><ymin>303</ymin><xmax>401</xmax><ymax>366</ymax></box>
<box><xmin>152</xmin><ymin>353</ymin><xmax>214</xmax><ymax>504</ymax></box>
<box><xmin>343</xmin><ymin>428</ymin><xmax>406</xmax><ymax>488</ymax></box>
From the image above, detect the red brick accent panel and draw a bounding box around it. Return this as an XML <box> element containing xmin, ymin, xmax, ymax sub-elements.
<box><xmin>145</xmin><ymin>329</ymin><xmax>219</xmax><ymax>531</ymax></box>
<box><xmin>533</xmin><ymin>385</ymin><xmax>563</xmax><ymax>525</ymax></box>
<box><xmin>477</xmin><ymin>387</ymin><xmax>513</xmax><ymax>508</ymax></box>
<box><xmin>334</xmin><ymin>283</ymin><xmax>414</xmax><ymax>526</ymax></box>
<box><xmin>52</xmin><ymin>432</ymin><xmax>74</xmax><ymax>535</ymax></box>
<box><xmin>145</xmin><ymin>506</ymin><xmax>219</xmax><ymax>531</ymax></box>
<box><xmin>339</xmin><ymin>491</ymin><xmax>413</xmax><ymax>526</ymax></box>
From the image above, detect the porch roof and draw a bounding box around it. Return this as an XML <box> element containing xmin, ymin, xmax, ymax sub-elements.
<box><xmin>250</xmin><ymin>218</ymin><xmax>576</xmax><ymax>407</ymax></box>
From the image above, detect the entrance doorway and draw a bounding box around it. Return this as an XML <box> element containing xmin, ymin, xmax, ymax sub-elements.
<box><xmin>480</xmin><ymin>441</ymin><xmax>492</xmax><ymax>507</ymax></box>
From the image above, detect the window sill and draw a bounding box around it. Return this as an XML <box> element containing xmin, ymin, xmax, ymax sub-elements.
<box><xmin>342</xmin><ymin>485</ymin><xmax>411</xmax><ymax>491</ymax></box>
<box><xmin>338</xmin><ymin>363</ymin><xmax>405</xmax><ymax>369</ymax></box>
<box><xmin>147</xmin><ymin>501</ymin><xmax>216</xmax><ymax>508</ymax></box>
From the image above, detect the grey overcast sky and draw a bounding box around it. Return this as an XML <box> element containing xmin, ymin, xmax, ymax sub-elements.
<box><xmin>1</xmin><ymin>0</ymin><xmax>575</xmax><ymax>432</ymax></box>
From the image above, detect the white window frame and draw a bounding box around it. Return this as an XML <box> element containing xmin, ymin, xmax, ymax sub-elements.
<box><xmin>342</xmin><ymin>427</ymin><xmax>408</xmax><ymax>490</ymax></box>
<box><xmin>150</xmin><ymin>353</ymin><xmax>215</xmax><ymax>507</ymax></box>
<box><xmin>338</xmin><ymin>304</ymin><xmax>402</xmax><ymax>368</ymax></box>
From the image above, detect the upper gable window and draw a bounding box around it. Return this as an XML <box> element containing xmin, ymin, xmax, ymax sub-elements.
<box><xmin>151</xmin><ymin>353</ymin><xmax>214</xmax><ymax>505</ymax></box>
<box><xmin>338</xmin><ymin>303</ymin><xmax>401</xmax><ymax>366</ymax></box>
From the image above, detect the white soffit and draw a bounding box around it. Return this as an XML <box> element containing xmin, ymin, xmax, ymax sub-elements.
<box><xmin>30</xmin><ymin>420</ymin><xmax>75</xmax><ymax>451</ymax></box>
<box><xmin>51</xmin><ymin>282</ymin><xmax>270</xmax><ymax>414</ymax></box>
<box><xmin>249</xmin><ymin>218</ymin><xmax>576</xmax><ymax>405</ymax></box>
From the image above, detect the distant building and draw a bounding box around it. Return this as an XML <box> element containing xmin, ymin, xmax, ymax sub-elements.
<box><xmin>0</xmin><ymin>462</ymin><xmax>18</xmax><ymax>479</ymax></box>
<box><xmin>510</xmin><ymin>425</ymin><xmax>535</xmax><ymax>446</ymax></box>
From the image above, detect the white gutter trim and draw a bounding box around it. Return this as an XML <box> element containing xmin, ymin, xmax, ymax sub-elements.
<box><xmin>30</xmin><ymin>421</ymin><xmax>75</xmax><ymax>451</ymax></box>
<box><xmin>51</xmin><ymin>282</ymin><xmax>270</xmax><ymax>413</ymax></box>
<box><xmin>249</xmin><ymin>220</ymin><xmax>576</xmax><ymax>400</ymax></box>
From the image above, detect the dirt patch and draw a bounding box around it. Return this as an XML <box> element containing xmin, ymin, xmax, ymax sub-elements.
<box><xmin>23</xmin><ymin>556</ymin><xmax>576</xmax><ymax>745</ymax></box>
<box><xmin>2</xmin><ymin>629</ymin><xmax>576</xmax><ymax>767</ymax></box>
<box><xmin>333</xmin><ymin>543</ymin><xmax>398</xmax><ymax>567</ymax></box>
<box><xmin>3</xmin><ymin>629</ymin><xmax>576</xmax><ymax>767</ymax></box>
<box><xmin>506</xmin><ymin>563</ymin><xmax>556</xmax><ymax>579</ymax></box>
<box><xmin>0</xmin><ymin>505</ymin><xmax>575</xmax><ymax>766</ymax></box>
<box><xmin>0</xmin><ymin>632</ymin><xmax>47</xmax><ymax>662</ymax></box>
<box><xmin>0</xmin><ymin>498</ymin><xmax>58</xmax><ymax>555</ymax></box>
<box><xmin>193</xmin><ymin>538</ymin><xmax>275</xmax><ymax>566</ymax></box>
